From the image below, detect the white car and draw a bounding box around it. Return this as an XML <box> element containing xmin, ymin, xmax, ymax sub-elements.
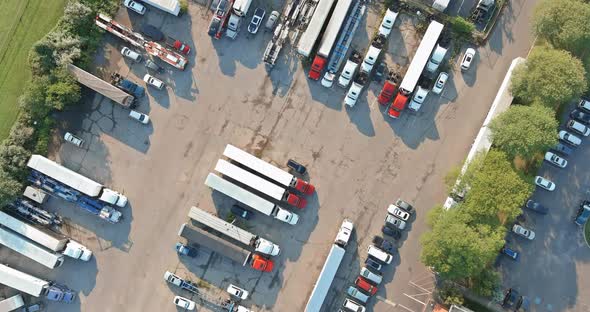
<box><xmin>227</xmin><ymin>284</ymin><xmax>249</xmax><ymax>300</ymax></box>
<box><xmin>129</xmin><ymin>110</ymin><xmax>150</xmax><ymax>124</ymax></box>
<box><xmin>460</xmin><ymin>48</ymin><xmax>476</xmax><ymax>71</ymax></box>
<box><xmin>567</xmin><ymin>119</ymin><xmax>590</xmax><ymax>136</ymax></box>
<box><xmin>559</xmin><ymin>130</ymin><xmax>582</xmax><ymax>146</ymax></box>
<box><xmin>387</xmin><ymin>204</ymin><xmax>410</xmax><ymax>221</ymax></box>
<box><xmin>535</xmin><ymin>176</ymin><xmax>555</xmax><ymax>191</ymax></box>
<box><xmin>265</xmin><ymin>10</ymin><xmax>279</xmax><ymax>30</ymax></box>
<box><xmin>121</xmin><ymin>47</ymin><xmax>142</xmax><ymax>62</ymax></box>
<box><xmin>248</xmin><ymin>8</ymin><xmax>265</xmax><ymax>34</ymax></box>
<box><xmin>123</xmin><ymin>0</ymin><xmax>146</xmax><ymax>15</ymax></box>
<box><xmin>544</xmin><ymin>151</ymin><xmax>567</xmax><ymax>168</ymax></box>
<box><xmin>378</xmin><ymin>8</ymin><xmax>398</xmax><ymax>37</ymax></box>
<box><xmin>143</xmin><ymin>74</ymin><xmax>165</xmax><ymax>89</ymax></box>
<box><xmin>64</xmin><ymin>132</ymin><xmax>84</xmax><ymax>147</ymax></box>
<box><xmin>512</xmin><ymin>224</ymin><xmax>535</xmax><ymax>240</ymax></box>
<box><xmin>321</xmin><ymin>72</ymin><xmax>335</xmax><ymax>88</ymax></box>
<box><xmin>173</xmin><ymin>296</ymin><xmax>195</xmax><ymax>310</ymax></box>
<box><xmin>578</xmin><ymin>98</ymin><xmax>590</xmax><ymax>112</ymax></box>
<box><xmin>432</xmin><ymin>72</ymin><xmax>448</xmax><ymax>95</ymax></box>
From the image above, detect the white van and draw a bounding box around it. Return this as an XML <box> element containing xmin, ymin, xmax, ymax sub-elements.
<box><xmin>368</xmin><ymin>245</ymin><xmax>392</xmax><ymax>264</ymax></box>
<box><xmin>347</xmin><ymin>286</ymin><xmax>370</xmax><ymax>303</ymax></box>
<box><xmin>360</xmin><ymin>267</ymin><xmax>382</xmax><ymax>285</ymax></box>
<box><xmin>342</xmin><ymin>298</ymin><xmax>366</xmax><ymax>312</ymax></box>
<box><xmin>121</xmin><ymin>47</ymin><xmax>142</xmax><ymax>62</ymax></box>
<box><xmin>567</xmin><ymin>120</ymin><xmax>590</xmax><ymax>136</ymax></box>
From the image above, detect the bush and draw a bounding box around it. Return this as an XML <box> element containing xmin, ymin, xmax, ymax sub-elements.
<box><xmin>438</xmin><ymin>283</ymin><xmax>465</xmax><ymax>306</ymax></box>
<box><xmin>0</xmin><ymin>169</ymin><xmax>24</xmax><ymax>207</ymax></box>
<box><xmin>46</xmin><ymin>69</ymin><xmax>81</xmax><ymax>110</ymax></box>
<box><xmin>449</xmin><ymin>16</ymin><xmax>475</xmax><ymax>43</ymax></box>
<box><xmin>0</xmin><ymin>145</ymin><xmax>32</xmax><ymax>180</ymax></box>
<box><xmin>179</xmin><ymin>0</ymin><xmax>188</xmax><ymax>14</ymax></box>
<box><xmin>33</xmin><ymin>117</ymin><xmax>55</xmax><ymax>155</ymax></box>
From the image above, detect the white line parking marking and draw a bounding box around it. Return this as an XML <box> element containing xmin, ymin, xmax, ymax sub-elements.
<box><xmin>404</xmin><ymin>293</ymin><xmax>427</xmax><ymax>305</ymax></box>
<box><xmin>375</xmin><ymin>296</ymin><xmax>417</xmax><ymax>312</ymax></box>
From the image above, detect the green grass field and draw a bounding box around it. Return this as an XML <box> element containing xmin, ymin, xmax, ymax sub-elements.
<box><xmin>0</xmin><ymin>0</ymin><xmax>66</xmax><ymax>140</ymax></box>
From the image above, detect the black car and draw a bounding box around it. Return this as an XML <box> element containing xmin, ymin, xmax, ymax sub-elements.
<box><xmin>208</xmin><ymin>17</ymin><xmax>221</xmax><ymax>37</ymax></box>
<box><xmin>287</xmin><ymin>159</ymin><xmax>307</xmax><ymax>175</ymax></box>
<box><xmin>525</xmin><ymin>199</ymin><xmax>548</xmax><ymax>215</ymax></box>
<box><xmin>395</xmin><ymin>198</ymin><xmax>414</xmax><ymax>214</ymax></box>
<box><xmin>373</xmin><ymin>236</ymin><xmax>396</xmax><ymax>254</ymax></box>
<box><xmin>502</xmin><ymin>288</ymin><xmax>520</xmax><ymax>307</ymax></box>
<box><xmin>552</xmin><ymin>142</ymin><xmax>573</xmax><ymax>156</ymax></box>
<box><xmin>231</xmin><ymin>205</ymin><xmax>252</xmax><ymax>220</ymax></box>
<box><xmin>381</xmin><ymin>226</ymin><xmax>402</xmax><ymax>239</ymax></box>
<box><xmin>140</xmin><ymin>24</ymin><xmax>164</xmax><ymax>41</ymax></box>
<box><xmin>365</xmin><ymin>257</ymin><xmax>382</xmax><ymax>272</ymax></box>
<box><xmin>570</xmin><ymin>109</ymin><xmax>590</xmax><ymax>124</ymax></box>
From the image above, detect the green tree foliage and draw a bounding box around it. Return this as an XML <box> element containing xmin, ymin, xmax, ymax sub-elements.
<box><xmin>19</xmin><ymin>76</ymin><xmax>50</xmax><ymax>119</ymax></box>
<box><xmin>510</xmin><ymin>46</ymin><xmax>587</xmax><ymax>109</ymax></box>
<box><xmin>531</xmin><ymin>0</ymin><xmax>590</xmax><ymax>56</ymax></box>
<box><xmin>489</xmin><ymin>105</ymin><xmax>558</xmax><ymax>159</ymax></box>
<box><xmin>449</xmin><ymin>17</ymin><xmax>475</xmax><ymax>43</ymax></box>
<box><xmin>438</xmin><ymin>282</ymin><xmax>465</xmax><ymax>306</ymax></box>
<box><xmin>0</xmin><ymin>145</ymin><xmax>31</xmax><ymax>179</ymax></box>
<box><xmin>461</xmin><ymin>150</ymin><xmax>533</xmax><ymax>226</ymax></box>
<box><xmin>46</xmin><ymin>69</ymin><xmax>81</xmax><ymax>110</ymax></box>
<box><xmin>0</xmin><ymin>169</ymin><xmax>23</xmax><ymax>207</ymax></box>
<box><xmin>469</xmin><ymin>269</ymin><xmax>501</xmax><ymax>297</ymax></box>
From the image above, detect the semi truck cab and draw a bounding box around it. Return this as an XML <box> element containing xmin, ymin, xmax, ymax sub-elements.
<box><xmin>100</xmin><ymin>188</ymin><xmax>128</xmax><ymax>208</ymax></box>
<box><xmin>284</xmin><ymin>193</ymin><xmax>307</xmax><ymax>209</ymax></box>
<box><xmin>290</xmin><ymin>178</ymin><xmax>315</xmax><ymax>195</ymax></box>
<box><xmin>309</xmin><ymin>56</ymin><xmax>327</xmax><ymax>80</ymax></box>
<box><xmin>273</xmin><ymin>207</ymin><xmax>299</xmax><ymax>225</ymax></box>
<box><xmin>388</xmin><ymin>93</ymin><xmax>409</xmax><ymax>118</ymax></box>
<box><xmin>250</xmin><ymin>254</ymin><xmax>274</xmax><ymax>272</ymax></box>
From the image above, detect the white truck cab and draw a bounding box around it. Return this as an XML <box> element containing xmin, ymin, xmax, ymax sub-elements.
<box><xmin>426</xmin><ymin>44</ymin><xmax>448</xmax><ymax>73</ymax></box>
<box><xmin>408</xmin><ymin>86</ymin><xmax>429</xmax><ymax>112</ymax></box>
<box><xmin>361</xmin><ymin>45</ymin><xmax>381</xmax><ymax>73</ymax></box>
<box><xmin>336</xmin><ymin>219</ymin><xmax>354</xmax><ymax>246</ymax></box>
<box><xmin>338</xmin><ymin>59</ymin><xmax>359</xmax><ymax>88</ymax></box>
<box><xmin>226</xmin><ymin>14</ymin><xmax>241</xmax><ymax>39</ymax></box>
<box><xmin>62</xmin><ymin>241</ymin><xmax>93</xmax><ymax>261</ymax></box>
<box><xmin>100</xmin><ymin>188</ymin><xmax>128</xmax><ymax>208</ymax></box>
<box><xmin>254</xmin><ymin>238</ymin><xmax>280</xmax><ymax>256</ymax></box>
<box><xmin>275</xmin><ymin>207</ymin><xmax>299</xmax><ymax>225</ymax></box>
<box><xmin>344</xmin><ymin>81</ymin><xmax>363</xmax><ymax>107</ymax></box>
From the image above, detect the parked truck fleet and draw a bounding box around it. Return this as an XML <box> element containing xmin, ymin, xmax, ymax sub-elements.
<box><xmin>0</xmin><ymin>264</ymin><xmax>74</xmax><ymax>303</ymax></box>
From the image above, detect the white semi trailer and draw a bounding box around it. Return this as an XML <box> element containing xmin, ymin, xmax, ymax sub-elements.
<box><xmin>188</xmin><ymin>206</ymin><xmax>280</xmax><ymax>256</ymax></box>
<box><xmin>0</xmin><ymin>227</ymin><xmax>64</xmax><ymax>269</ymax></box>
<box><xmin>297</xmin><ymin>0</ymin><xmax>337</xmax><ymax>57</ymax></box>
<box><xmin>204</xmin><ymin>173</ymin><xmax>299</xmax><ymax>225</ymax></box>
<box><xmin>223</xmin><ymin>144</ymin><xmax>315</xmax><ymax>195</ymax></box>
<box><xmin>0</xmin><ymin>264</ymin><xmax>74</xmax><ymax>302</ymax></box>
<box><xmin>0</xmin><ymin>211</ymin><xmax>91</xmax><ymax>261</ymax></box>
<box><xmin>215</xmin><ymin>159</ymin><xmax>307</xmax><ymax>208</ymax></box>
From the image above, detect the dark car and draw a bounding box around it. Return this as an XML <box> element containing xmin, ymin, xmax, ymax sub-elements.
<box><xmin>287</xmin><ymin>159</ymin><xmax>307</xmax><ymax>175</ymax></box>
<box><xmin>516</xmin><ymin>296</ymin><xmax>531</xmax><ymax>312</ymax></box>
<box><xmin>502</xmin><ymin>288</ymin><xmax>520</xmax><ymax>307</ymax></box>
<box><xmin>570</xmin><ymin>109</ymin><xmax>590</xmax><ymax>124</ymax></box>
<box><xmin>175</xmin><ymin>242</ymin><xmax>197</xmax><ymax>257</ymax></box>
<box><xmin>552</xmin><ymin>142</ymin><xmax>573</xmax><ymax>156</ymax></box>
<box><xmin>140</xmin><ymin>24</ymin><xmax>164</xmax><ymax>41</ymax></box>
<box><xmin>374</xmin><ymin>236</ymin><xmax>396</xmax><ymax>254</ymax></box>
<box><xmin>500</xmin><ymin>245</ymin><xmax>519</xmax><ymax>260</ymax></box>
<box><xmin>231</xmin><ymin>204</ymin><xmax>252</xmax><ymax>220</ymax></box>
<box><xmin>208</xmin><ymin>17</ymin><xmax>221</xmax><ymax>37</ymax></box>
<box><xmin>365</xmin><ymin>257</ymin><xmax>383</xmax><ymax>272</ymax></box>
<box><xmin>525</xmin><ymin>199</ymin><xmax>548</xmax><ymax>215</ymax></box>
<box><xmin>575</xmin><ymin>201</ymin><xmax>590</xmax><ymax>226</ymax></box>
<box><xmin>381</xmin><ymin>225</ymin><xmax>402</xmax><ymax>239</ymax></box>
<box><xmin>395</xmin><ymin>198</ymin><xmax>414</xmax><ymax>214</ymax></box>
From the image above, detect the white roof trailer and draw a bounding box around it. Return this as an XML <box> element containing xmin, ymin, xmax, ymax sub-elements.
<box><xmin>141</xmin><ymin>0</ymin><xmax>181</xmax><ymax>16</ymax></box>
<box><xmin>223</xmin><ymin>144</ymin><xmax>293</xmax><ymax>187</ymax></box>
<box><xmin>399</xmin><ymin>20</ymin><xmax>444</xmax><ymax>94</ymax></box>
<box><xmin>0</xmin><ymin>264</ymin><xmax>48</xmax><ymax>297</ymax></box>
<box><xmin>205</xmin><ymin>173</ymin><xmax>275</xmax><ymax>216</ymax></box>
<box><xmin>0</xmin><ymin>211</ymin><xmax>68</xmax><ymax>252</ymax></box>
<box><xmin>27</xmin><ymin>155</ymin><xmax>102</xmax><ymax>197</ymax></box>
<box><xmin>0</xmin><ymin>227</ymin><xmax>64</xmax><ymax>269</ymax></box>
<box><xmin>215</xmin><ymin>159</ymin><xmax>285</xmax><ymax>201</ymax></box>
<box><xmin>297</xmin><ymin>0</ymin><xmax>338</xmax><ymax>57</ymax></box>
<box><xmin>317</xmin><ymin>0</ymin><xmax>353</xmax><ymax>58</ymax></box>
<box><xmin>305</xmin><ymin>245</ymin><xmax>346</xmax><ymax>312</ymax></box>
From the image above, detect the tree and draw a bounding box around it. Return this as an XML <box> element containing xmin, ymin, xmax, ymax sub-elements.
<box><xmin>19</xmin><ymin>76</ymin><xmax>50</xmax><ymax>119</ymax></box>
<box><xmin>489</xmin><ymin>105</ymin><xmax>558</xmax><ymax>159</ymax></box>
<box><xmin>449</xmin><ymin>17</ymin><xmax>475</xmax><ymax>43</ymax></box>
<box><xmin>438</xmin><ymin>282</ymin><xmax>465</xmax><ymax>306</ymax></box>
<box><xmin>0</xmin><ymin>145</ymin><xmax>31</xmax><ymax>180</ymax></box>
<box><xmin>510</xmin><ymin>46</ymin><xmax>587</xmax><ymax>109</ymax></box>
<box><xmin>462</xmin><ymin>150</ymin><xmax>533</xmax><ymax>226</ymax></box>
<box><xmin>531</xmin><ymin>0</ymin><xmax>590</xmax><ymax>56</ymax></box>
<box><xmin>0</xmin><ymin>169</ymin><xmax>23</xmax><ymax>207</ymax></box>
<box><xmin>46</xmin><ymin>70</ymin><xmax>81</xmax><ymax>110</ymax></box>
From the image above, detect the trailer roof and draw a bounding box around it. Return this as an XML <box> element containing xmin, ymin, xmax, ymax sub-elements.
<box><xmin>297</xmin><ymin>0</ymin><xmax>337</xmax><ymax>57</ymax></box>
<box><xmin>305</xmin><ymin>245</ymin><xmax>346</xmax><ymax>312</ymax></box>
<box><xmin>0</xmin><ymin>211</ymin><xmax>67</xmax><ymax>251</ymax></box>
<box><xmin>317</xmin><ymin>0</ymin><xmax>353</xmax><ymax>58</ymax></box>
<box><xmin>188</xmin><ymin>206</ymin><xmax>255</xmax><ymax>246</ymax></box>
<box><xmin>178</xmin><ymin>223</ymin><xmax>250</xmax><ymax>265</ymax></box>
<box><xmin>27</xmin><ymin>155</ymin><xmax>103</xmax><ymax>197</ymax></box>
<box><xmin>0</xmin><ymin>226</ymin><xmax>63</xmax><ymax>269</ymax></box>
<box><xmin>205</xmin><ymin>173</ymin><xmax>275</xmax><ymax>215</ymax></box>
<box><xmin>223</xmin><ymin>144</ymin><xmax>293</xmax><ymax>187</ymax></box>
<box><xmin>141</xmin><ymin>0</ymin><xmax>181</xmax><ymax>16</ymax></box>
<box><xmin>0</xmin><ymin>264</ymin><xmax>47</xmax><ymax>297</ymax></box>
<box><xmin>215</xmin><ymin>159</ymin><xmax>286</xmax><ymax>201</ymax></box>
<box><xmin>399</xmin><ymin>21</ymin><xmax>444</xmax><ymax>93</ymax></box>
<box><xmin>66</xmin><ymin>64</ymin><xmax>133</xmax><ymax>107</ymax></box>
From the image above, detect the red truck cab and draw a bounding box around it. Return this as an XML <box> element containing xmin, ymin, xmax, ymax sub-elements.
<box><xmin>308</xmin><ymin>56</ymin><xmax>327</xmax><ymax>80</ymax></box>
<box><xmin>388</xmin><ymin>93</ymin><xmax>409</xmax><ymax>118</ymax></box>
<box><xmin>291</xmin><ymin>179</ymin><xmax>315</xmax><ymax>195</ymax></box>
<box><xmin>378</xmin><ymin>81</ymin><xmax>397</xmax><ymax>105</ymax></box>
<box><xmin>285</xmin><ymin>193</ymin><xmax>307</xmax><ymax>209</ymax></box>
<box><xmin>251</xmin><ymin>254</ymin><xmax>274</xmax><ymax>272</ymax></box>
<box><xmin>166</xmin><ymin>37</ymin><xmax>191</xmax><ymax>55</ymax></box>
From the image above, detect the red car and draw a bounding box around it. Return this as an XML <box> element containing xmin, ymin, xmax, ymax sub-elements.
<box><xmin>166</xmin><ymin>37</ymin><xmax>191</xmax><ymax>55</ymax></box>
<box><xmin>378</xmin><ymin>80</ymin><xmax>397</xmax><ymax>105</ymax></box>
<box><xmin>355</xmin><ymin>276</ymin><xmax>378</xmax><ymax>295</ymax></box>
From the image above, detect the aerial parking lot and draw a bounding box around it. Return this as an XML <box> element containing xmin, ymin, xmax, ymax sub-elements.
<box><xmin>5</xmin><ymin>0</ymin><xmax>590</xmax><ymax>311</ymax></box>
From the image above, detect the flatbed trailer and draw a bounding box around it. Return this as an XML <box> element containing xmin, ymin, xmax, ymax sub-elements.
<box><xmin>67</xmin><ymin>64</ymin><xmax>135</xmax><ymax>108</ymax></box>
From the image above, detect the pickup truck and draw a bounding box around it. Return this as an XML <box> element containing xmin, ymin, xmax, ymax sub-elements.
<box><xmin>111</xmin><ymin>73</ymin><xmax>145</xmax><ymax>98</ymax></box>
<box><xmin>163</xmin><ymin>271</ymin><xmax>198</xmax><ymax>293</ymax></box>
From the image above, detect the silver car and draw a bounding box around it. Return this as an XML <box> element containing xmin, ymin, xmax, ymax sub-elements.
<box><xmin>385</xmin><ymin>214</ymin><xmax>406</xmax><ymax>230</ymax></box>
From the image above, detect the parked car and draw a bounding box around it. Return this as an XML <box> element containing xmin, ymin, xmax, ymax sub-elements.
<box><xmin>248</xmin><ymin>8</ymin><xmax>266</xmax><ymax>34</ymax></box>
<box><xmin>372</xmin><ymin>236</ymin><xmax>396</xmax><ymax>254</ymax></box>
<box><xmin>145</xmin><ymin>59</ymin><xmax>163</xmax><ymax>73</ymax></box>
<box><xmin>407</xmin><ymin>86</ymin><xmax>429</xmax><ymax>112</ymax></box>
<box><xmin>578</xmin><ymin>97</ymin><xmax>590</xmax><ymax>112</ymax></box>
<box><xmin>385</xmin><ymin>214</ymin><xmax>406</xmax><ymax>230</ymax></box>
<box><xmin>64</xmin><ymin>132</ymin><xmax>84</xmax><ymax>147</ymax></box>
<box><xmin>525</xmin><ymin>200</ymin><xmax>548</xmax><ymax>215</ymax></box>
<box><xmin>368</xmin><ymin>245</ymin><xmax>393</xmax><ymax>264</ymax></box>
<box><xmin>227</xmin><ymin>284</ymin><xmax>249</xmax><ymax>300</ymax></box>
<box><xmin>500</xmin><ymin>245</ymin><xmax>519</xmax><ymax>260</ymax></box>
<box><xmin>570</xmin><ymin>109</ymin><xmax>590</xmax><ymax>124</ymax></box>
<box><xmin>534</xmin><ymin>176</ymin><xmax>555</xmax><ymax>191</ymax></box>
<box><xmin>567</xmin><ymin>119</ymin><xmax>590</xmax><ymax>136</ymax></box>
<box><xmin>347</xmin><ymin>286</ymin><xmax>370</xmax><ymax>303</ymax></box>
<box><xmin>173</xmin><ymin>296</ymin><xmax>195</xmax><ymax>310</ymax></box>
<box><xmin>544</xmin><ymin>151</ymin><xmax>567</xmax><ymax>168</ymax></box>
<box><xmin>129</xmin><ymin>110</ymin><xmax>150</xmax><ymax>124</ymax></box>
<box><xmin>231</xmin><ymin>205</ymin><xmax>252</xmax><ymax>220</ymax></box>
<box><xmin>559</xmin><ymin>130</ymin><xmax>582</xmax><ymax>146</ymax></box>
<box><xmin>575</xmin><ymin>201</ymin><xmax>590</xmax><ymax>226</ymax></box>
<box><xmin>460</xmin><ymin>48</ymin><xmax>476</xmax><ymax>71</ymax></box>
<box><xmin>364</xmin><ymin>258</ymin><xmax>382</xmax><ymax>272</ymax></box>
<box><xmin>143</xmin><ymin>74</ymin><xmax>165</xmax><ymax>89</ymax></box>
<box><xmin>140</xmin><ymin>24</ymin><xmax>164</xmax><ymax>41</ymax></box>
<box><xmin>512</xmin><ymin>224</ymin><xmax>535</xmax><ymax>240</ymax></box>
<box><xmin>359</xmin><ymin>267</ymin><xmax>382</xmax><ymax>285</ymax></box>
<box><xmin>355</xmin><ymin>276</ymin><xmax>378</xmax><ymax>295</ymax></box>
<box><xmin>287</xmin><ymin>159</ymin><xmax>307</xmax><ymax>175</ymax></box>
<box><xmin>432</xmin><ymin>72</ymin><xmax>448</xmax><ymax>95</ymax></box>
<box><xmin>124</xmin><ymin>0</ymin><xmax>146</xmax><ymax>15</ymax></box>
<box><xmin>121</xmin><ymin>47</ymin><xmax>142</xmax><ymax>62</ymax></box>
<box><xmin>387</xmin><ymin>204</ymin><xmax>410</xmax><ymax>221</ymax></box>
<box><xmin>22</xmin><ymin>303</ymin><xmax>43</xmax><ymax>312</ymax></box>
<box><xmin>395</xmin><ymin>199</ymin><xmax>414</xmax><ymax>214</ymax></box>
<box><xmin>265</xmin><ymin>11</ymin><xmax>279</xmax><ymax>30</ymax></box>
<box><xmin>342</xmin><ymin>298</ymin><xmax>366</xmax><ymax>312</ymax></box>
<box><xmin>502</xmin><ymin>288</ymin><xmax>520</xmax><ymax>308</ymax></box>
<box><xmin>175</xmin><ymin>242</ymin><xmax>197</xmax><ymax>257</ymax></box>
<box><xmin>552</xmin><ymin>142</ymin><xmax>573</xmax><ymax>156</ymax></box>
<box><xmin>381</xmin><ymin>226</ymin><xmax>401</xmax><ymax>239</ymax></box>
